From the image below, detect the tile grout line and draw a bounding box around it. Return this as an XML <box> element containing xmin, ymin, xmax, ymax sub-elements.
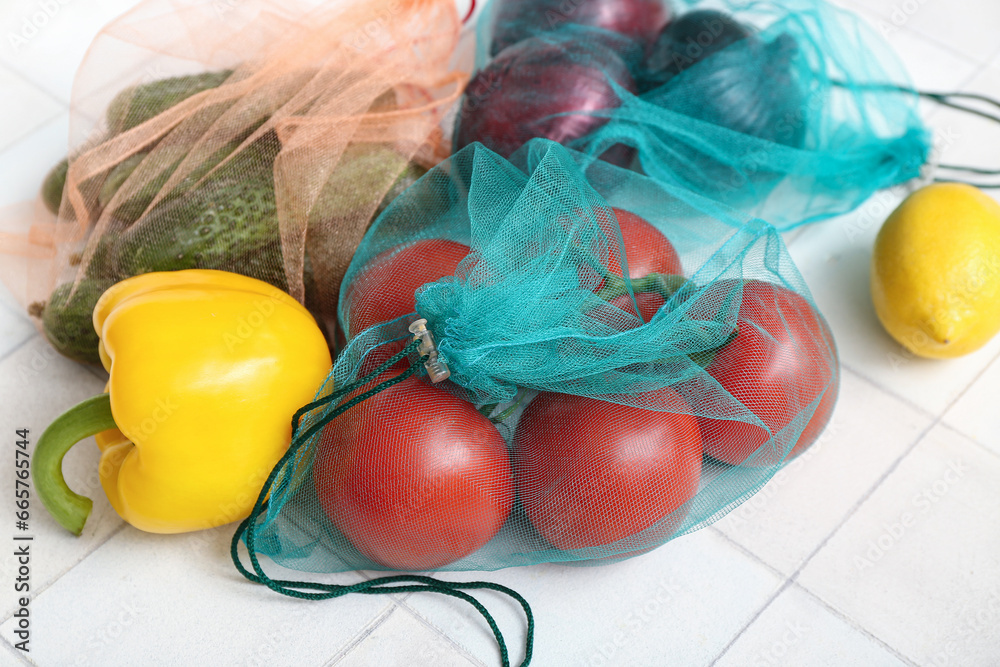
<box><xmin>0</xmin><ymin>106</ymin><xmax>68</xmax><ymax>162</ymax></box>
<box><xmin>702</xmin><ymin>528</ymin><xmax>797</xmax><ymax>665</ymax></box>
<box><xmin>986</xmin><ymin>43</ymin><xmax>1000</xmax><ymax>67</ymax></box>
<box><xmin>393</xmin><ymin>597</ymin><xmax>491</xmax><ymax>667</ymax></box>
<box><xmin>934</xmin><ymin>420</ymin><xmax>1000</xmax><ymax>463</ymax></box>
<box><xmin>839</xmin><ymin>361</ymin><xmax>938</xmax><ymax>421</ymax></box>
<box><xmin>0</xmin><ymin>634</ymin><xmax>34</xmax><ymax>666</ymax></box>
<box><xmin>708</xmin><ymin>523</ymin><xmax>923</xmax><ymax>667</ymax></box>
<box><xmin>841</xmin><ymin>334</ymin><xmax>1000</xmax><ymax>426</ymax></box>
<box><xmin>0</xmin><ymin>331</ymin><xmax>37</xmax><ymax>364</ymax></box>
<box><xmin>0</xmin><ymin>310</ymin><xmax>34</xmax><ymax>337</ymax></box>
<box><xmin>0</xmin><ymin>523</ymin><xmax>127</xmax><ymax>626</ymax></box>
<box><xmin>708</xmin><ymin>496</ymin><xmax>916</xmax><ymax>667</ymax></box>
<box><xmin>706</xmin><ymin>578</ymin><xmax>794</xmax><ymax>666</ymax></box>
<box><xmin>230</xmin><ymin>509</ymin><xmax>478</xmax><ymax>664</ymax></box>
<box><xmin>956</xmin><ymin>60</ymin><xmax>994</xmax><ymax>94</ymax></box>
<box><xmin>322</xmin><ymin>603</ymin><xmax>399</xmax><ymax>666</ymax></box>
<box><xmin>775</xmin><ymin>410</ymin><xmax>962</xmax><ymax>657</ymax></box>
<box><xmin>708</xmin><ymin>526</ymin><xmax>790</xmax><ymax>582</ymax></box>
<box><xmin>0</xmin><ymin>334</ymin><xmax>39</xmax><ymax>365</ymax></box>
<box><xmin>0</xmin><ymin>76</ymin><xmax>66</xmax><ymax>155</ymax></box>
<box><xmin>897</xmin><ymin>30</ymin><xmax>985</xmax><ymax>71</ymax></box>
<box><xmin>928</xmin><ymin>344</ymin><xmax>1000</xmax><ymax>421</ymax></box>
<box><xmin>836</xmin><ymin>0</ymin><xmax>989</xmax><ymax>69</ymax></box>
<box><xmin>0</xmin><ymin>60</ymin><xmax>69</xmax><ymax>110</ymax></box>
<box><xmin>707</xmin><ymin>578</ymin><xmax>918</xmax><ymax>667</ymax></box>
<box><xmin>706</xmin><ymin>353</ymin><xmax>986</xmax><ymax>666</ymax></box>
<box><xmin>784</xmin><ymin>412</ymin><xmax>937</xmax><ymax>583</ymax></box>
<box><xmin>705</xmin><ymin>407</ymin><xmax>936</xmax><ymax>667</ymax></box>
<box><xmin>793</xmin><ymin>582</ymin><xmax>920</xmax><ymax>666</ymax></box>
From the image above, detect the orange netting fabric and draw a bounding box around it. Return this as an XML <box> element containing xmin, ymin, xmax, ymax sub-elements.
<box><xmin>0</xmin><ymin>0</ymin><xmax>468</xmax><ymax>363</ymax></box>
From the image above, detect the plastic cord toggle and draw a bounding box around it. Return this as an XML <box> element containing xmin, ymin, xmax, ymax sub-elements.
<box><xmin>409</xmin><ymin>318</ymin><xmax>451</xmax><ymax>383</ymax></box>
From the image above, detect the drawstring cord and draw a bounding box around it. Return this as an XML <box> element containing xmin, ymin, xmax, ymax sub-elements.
<box><xmin>231</xmin><ymin>338</ymin><xmax>534</xmax><ymax>667</ymax></box>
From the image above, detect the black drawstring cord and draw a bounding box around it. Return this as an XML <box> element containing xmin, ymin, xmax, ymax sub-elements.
<box><xmin>836</xmin><ymin>80</ymin><xmax>1000</xmax><ymax>188</ymax></box>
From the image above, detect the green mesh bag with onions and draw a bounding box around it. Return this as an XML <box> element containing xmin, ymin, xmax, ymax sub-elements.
<box><xmin>233</xmin><ymin>139</ymin><xmax>839</xmax><ymax>583</ymax></box>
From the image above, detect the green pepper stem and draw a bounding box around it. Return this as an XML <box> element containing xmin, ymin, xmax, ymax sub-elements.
<box><xmin>32</xmin><ymin>394</ymin><xmax>117</xmax><ymax>536</ymax></box>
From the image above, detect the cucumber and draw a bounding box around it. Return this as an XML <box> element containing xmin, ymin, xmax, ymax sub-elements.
<box><xmin>113</xmin><ymin>143</ymin><xmax>423</xmax><ymax>285</ymax></box>
<box><xmin>111</xmin><ymin>174</ymin><xmax>287</xmax><ymax>289</ymax></box>
<box><xmin>41</xmin><ymin>70</ymin><xmax>234</xmax><ymax>218</ymax></box>
<box><xmin>41</xmin><ymin>159</ymin><xmax>69</xmax><ymax>215</ymax></box>
<box><xmin>39</xmin><ymin>280</ymin><xmax>114</xmax><ymax>366</ymax></box>
<box><xmin>106</xmin><ymin>70</ymin><xmax>234</xmax><ymax>135</ymax></box>
<box><xmin>98</xmin><ymin>139</ymin><xmax>251</xmax><ymax>227</ymax></box>
<box><xmin>40</xmin><ymin>128</ymin><xmax>424</xmax><ymax>364</ymax></box>
<box><xmin>312</xmin><ymin>144</ymin><xmax>425</xmax><ymax>223</ymax></box>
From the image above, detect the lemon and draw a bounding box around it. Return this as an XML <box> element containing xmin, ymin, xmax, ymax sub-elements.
<box><xmin>871</xmin><ymin>183</ymin><xmax>1000</xmax><ymax>359</ymax></box>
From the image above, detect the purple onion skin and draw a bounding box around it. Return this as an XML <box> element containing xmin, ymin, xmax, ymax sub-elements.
<box><xmin>643</xmin><ymin>9</ymin><xmax>754</xmax><ymax>92</ymax></box>
<box><xmin>489</xmin><ymin>0</ymin><xmax>672</xmax><ymax>57</ymax></box>
<box><xmin>455</xmin><ymin>36</ymin><xmax>638</xmax><ymax>162</ymax></box>
<box><xmin>646</xmin><ymin>29</ymin><xmax>806</xmax><ymax>148</ymax></box>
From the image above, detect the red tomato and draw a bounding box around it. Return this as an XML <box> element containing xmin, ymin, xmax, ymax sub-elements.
<box><xmin>582</xmin><ymin>208</ymin><xmax>683</xmax><ymax>324</ymax></box>
<box><xmin>513</xmin><ymin>390</ymin><xmax>702</xmax><ymax>551</ymax></box>
<box><xmin>583</xmin><ymin>208</ymin><xmax>682</xmax><ymax>286</ymax></box>
<box><xmin>697</xmin><ymin>280</ymin><xmax>839</xmax><ymax>466</ymax></box>
<box><xmin>587</xmin><ymin>290</ymin><xmax>668</xmax><ymax>333</ymax></box>
<box><xmin>313</xmin><ymin>373</ymin><xmax>513</xmax><ymax>570</ymax></box>
<box><xmin>606</xmin><ymin>208</ymin><xmax>683</xmax><ymax>282</ymax></box>
<box><xmin>340</xmin><ymin>238</ymin><xmax>471</xmax><ymax>374</ymax></box>
<box><xmin>605</xmin><ymin>292</ymin><xmax>670</xmax><ymax>324</ymax></box>
<box><xmin>344</xmin><ymin>238</ymin><xmax>471</xmax><ymax>339</ymax></box>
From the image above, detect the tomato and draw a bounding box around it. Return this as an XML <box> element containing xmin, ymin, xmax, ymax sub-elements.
<box><xmin>604</xmin><ymin>292</ymin><xmax>670</xmax><ymax>324</ymax></box>
<box><xmin>580</xmin><ymin>208</ymin><xmax>683</xmax><ymax>325</ymax></box>
<box><xmin>605</xmin><ymin>208</ymin><xmax>683</xmax><ymax>282</ymax></box>
<box><xmin>343</xmin><ymin>238</ymin><xmax>471</xmax><ymax>339</ymax></box>
<box><xmin>313</xmin><ymin>373</ymin><xmax>513</xmax><ymax>570</ymax></box>
<box><xmin>696</xmin><ymin>279</ymin><xmax>839</xmax><ymax>466</ymax></box>
<box><xmin>583</xmin><ymin>208</ymin><xmax>682</xmax><ymax>285</ymax></box>
<box><xmin>513</xmin><ymin>390</ymin><xmax>702</xmax><ymax>551</ymax></box>
<box><xmin>340</xmin><ymin>238</ymin><xmax>471</xmax><ymax>374</ymax></box>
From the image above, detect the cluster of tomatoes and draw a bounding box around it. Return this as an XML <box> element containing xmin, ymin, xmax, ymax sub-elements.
<box><xmin>315</xmin><ymin>208</ymin><xmax>837</xmax><ymax>570</ymax></box>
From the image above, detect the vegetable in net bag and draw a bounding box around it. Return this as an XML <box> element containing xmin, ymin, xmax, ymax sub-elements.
<box><xmin>455</xmin><ymin>0</ymin><xmax>932</xmax><ymax>229</ymax></box>
<box><xmin>234</xmin><ymin>139</ymin><xmax>839</xmax><ymax>583</ymax></box>
<box><xmin>0</xmin><ymin>0</ymin><xmax>467</xmax><ymax>364</ymax></box>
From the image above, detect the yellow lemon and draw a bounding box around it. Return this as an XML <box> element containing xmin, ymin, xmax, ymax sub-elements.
<box><xmin>871</xmin><ymin>183</ymin><xmax>1000</xmax><ymax>359</ymax></box>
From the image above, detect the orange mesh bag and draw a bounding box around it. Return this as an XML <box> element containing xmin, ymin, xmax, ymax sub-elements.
<box><xmin>0</xmin><ymin>0</ymin><xmax>468</xmax><ymax>364</ymax></box>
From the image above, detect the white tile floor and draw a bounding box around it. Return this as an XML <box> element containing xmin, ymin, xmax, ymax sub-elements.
<box><xmin>0</xmin><ymin>0</ymin><xmax>998</xmax><ymax>665</ymax></box>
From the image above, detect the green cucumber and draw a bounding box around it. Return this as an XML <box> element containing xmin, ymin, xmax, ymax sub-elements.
<box><xmin>41</xmin><ymin>159</ymin><xmax>69</xmax><ymax>215</ymax></box>
<box><xmin>41</xmin><ymin>70</ymin><xmax>234</xmax><ymax>218</ymax></box>
<box><xmin>38</xmin><ymin>279</ymin><xmax>114</xmax><ymax>366</ymax></box>
<box><xmin>106</xmin><ymin>70</ymin><xmax>234</xmax><ymax>135</ymax></box>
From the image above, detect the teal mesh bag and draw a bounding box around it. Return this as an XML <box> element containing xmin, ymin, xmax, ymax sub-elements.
<box><xmin>455</xmin><ymin>0</ymin><xmax>932</xmax><ymax>229</ymax></box>
<box><xmin>232</xmin><ymin>139</ymin><xmax>839</xmax><ymax>664</ymax></box>
<box><xmin>234</xmin><ymin>139</ymin><xmax>838</xmax><ymax>575</ymax></box>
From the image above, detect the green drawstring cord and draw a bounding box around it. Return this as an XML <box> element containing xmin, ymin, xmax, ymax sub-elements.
<box><xmin>231</xmin><ymin>339</ymin><xmax>534</xmax><ymax>667</ymax></box>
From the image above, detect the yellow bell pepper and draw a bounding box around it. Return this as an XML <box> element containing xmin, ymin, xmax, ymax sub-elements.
<box><xmin>33</xmin><ymin>270</ymin><xmax>332</xmax><ymax>535</ymax></box>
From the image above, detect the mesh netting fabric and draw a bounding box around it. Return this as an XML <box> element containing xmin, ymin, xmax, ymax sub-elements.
<box><xmin>0</xmin><ymin>0</ymin><xmax>468</xmax><ymax>364</ymax></box>
<box><xmin>455</xmin><ymin>0</ymin><xmax>931</xmax><ymax>230</ymax></box>
<box><xmin>243</xmin><ymin>139</ymin><xmax>839</xmax><ymax>573</ymax></box>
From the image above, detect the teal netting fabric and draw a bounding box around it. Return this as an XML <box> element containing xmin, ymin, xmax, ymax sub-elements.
<box><xmin>455</xmin><ymin>0</ymin><xmax>931</xmax><ymax>230</ymax></box>
<box><xmin>242</xmin><ymin>139</ymin><xmax>838</xmax><ymax>573</ymax></box>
